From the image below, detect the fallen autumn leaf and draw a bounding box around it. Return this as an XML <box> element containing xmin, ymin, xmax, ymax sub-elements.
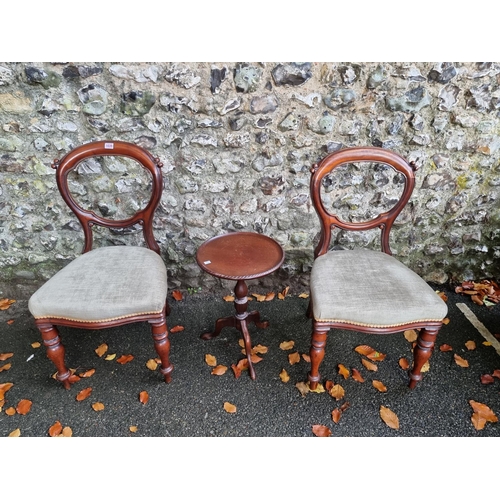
<box><xmin>16</xmin><ymin>399</ymin><xmax>32</xmax><ymax>415</ymax></box>
<box><xmin>211</xmin><ymin>365</ymin><xmax>228</xmax><ymax>376</ymax></box>
<box><xmin>288</xmin><ymin>352</ymin><xmax>300</xmax><ymax>365</ymax></box>
<box><xmin>380</xmin><ymin>406</ymin><xmax>399</xmax><ymax>430</ymax></box>
<box><xmin>312</xmin><ymin>424</ymin><xmax>331</xmax><ymax>437</ymax></box>
<box><xmin>279</xmin><ymin>369</ymin><xmax>290</xmax><ymax>383</ymax></box>
<box><xmin>139</xmin><ymin>391</ymin><xmax>149</xmax><ymax>404</ymax></box>
<box><xmin>205</xmin><ymin>354</ymin><xmax>217</xmax><ymax>367</ymax></box>
<box><xmin>76</xmin><ymin>387</ymin><xmax>92</xmax><ymax>401</ymax></box>
<box><xmin>223</xmin><ymin>402</ymin><xmax>237</xmax><ymax>413</ymax></box>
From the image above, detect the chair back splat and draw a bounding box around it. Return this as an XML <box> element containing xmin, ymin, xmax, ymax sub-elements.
<box><xmin>28</xmin><ymin>140</ymin><xmax>173</xmax><ymax>389</ymax></box>
<box><xmin>307</xmin><ymin>147</ymin><xmax>448</xmax><ymax>391</ymax></box>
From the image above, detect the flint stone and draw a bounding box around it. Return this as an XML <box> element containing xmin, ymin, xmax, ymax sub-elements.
<box><xmin>240</xmin><ymin>198</ymin><xmax>258</xmax><ymax>213</ymax></box>
<box><xmin>184</xmin><ymin>198</ymin><xmax>206</xmax><ymax>212</ymax></box>
<box><xmin>317</xmin><ymin>113</ymin><xmax>335</xmax><ymax>134</ymax></box>
<box><xmin>160</xmin><ymin>93</ymin><xmax>190</xmax><ymax>113</ymax></box>
<box><xmin>110</xmin><ymin>64</ymin><xmax>159</xmax><ymax>82</ymax></box>
<box><xmin>121</xmin><ymin>91</ymin><xmax>156</xmax><ymax>116</ymax></box>
<box><xmin>422</xmin><ymin>172</ymin><xmax>456</xmax><ymax>190</ymax></box>
<box><xmin>87</xmin><ymin>118</ymin><xmax>110</xmax><ymax>132</ymax></box>
<box><xmin>198</xmin><ymin>118</ymin><xmax>222</xmax><ymax>128</ymax></box>
<box><xmin>165</xmin><ymin>63</ymin><xmax>201</xmax><ymax>89</ymax></box>
<box><xmin>213</xmin><ymin>197</ymin><xmax>234</xmax><ymax>216</ymax></box>
<box><xmin>229</xmin><ymin>112</ymin><xmax>247</xmax><ymax>131</ymax></box>
<box><xmin>191</xmin><ymin>134</ymin><xmax>217</xmax><ymax>147</ymax></box>
<box><xmin>185</xmin><ymin>159</ymin><xmax>206</xmax><ymax>175</ymax></box>
<box><xmin>432</xmin><ymin>116</ymin><xmax>448</xmax><ymax>132</ymax></box>
<box><xmin>428</xmin><ymin>63</ymin><xmax>457</xmax><ymax>84</ymax></box>
<box><xmin>324</xmin><ymin>88</ymin><xmax>356</xmax><ymax>110</ymax></box>
<box><xmin>134</xmin><ymin>136</ymin><xmax>157</xmax><ymax>150</ymax></box>
<box><xmin>386</xmin><ymin>86</ymin><xmax>431</xmax><ymax>112</ymax></box>
<box><xmin>212</xmin><ymin>157</ymin><xmax>245</xmax><ymax>174</ymax></box>
<box><xmin>34</xmin><ymin>138</ymin><xmax>49</xmax><ymax>151</ymax></box>
<box><xmin>367</xmin><ymin>65</ymin><xmax>387</xmax><ymax>89</ymax></box>
<box><xmin>259</xmin><ymin>175</ymin><xmax>285</xmax><ymax>195</ymax></box>
<box><xmin>76</xmin><ymin>158</ymin><xmax>102</xmax><ymax>175</ymax></box>
<box><xmin>0</xmin><ymin>92</ymin><xmax>31</xmax><ymax>113</ymax></box>
<box><xmin>439</xmin><ymin>84</ymin><xmax>459</xmax><ymax>111</ymax></box>
<box><xmin>339</xmin><ymin>64</ymin><xmax>360</xmax><ymax>84</ymax></box>
<box><xmin>278</xmin><ymin>112</ymin><xmax>300</xmax><ymax>131</ymax></box>
<box><xmin>234</xmin><ymin>64</ymin><xmax>262</xmax><ymax>93</ymax></box>
<box><xmin>272</xmin><ymin>63</ymin><xmax>312</xmax><ymax>86</ymax></box>
<box><xmin>250</xmin><ymin>95</ymin><xmax>279</xmax><ymax>114</ymax></box>
<box><xmin>467</xmin><ymin>85</ymin><xmax>492</xmax><ymax>112</ymax></box>
<box><xmin>176</xmin><ymin>178</ymin><xmax>199</xmax><ymax>194</ymax></box>
<box><xmin>253</xmin><ymin>216</ymin><xmax>269</xmax><ymax>233</ymax></box>
<box><xmin>78</xmin><ymin>84</ymin><xmax>108</xmax><ymax>115</ymax></box>
<box><xmin>0</xmin><ymin>66</ymin><xmax>14</xmax><ymax>85</ymax></box>
<box><xmin>446</xmin><ymin>193</ymin><xmax>468</xmax><ymax>213</ymax></box>
<box><xmin>224</xmin><ymin>133</ymin><xmax>250</xmax><ymax>148</ymax></box>
<box><xmin>446</xmin><ymin>130</ymin><xmax>465</xmax><ymax>151</ymax></box>
<box><xmin>262</xmin><ymin>196</ymin><xmax>284</xmax><ymax>212</ymax></box>
<box><xmin>220</xmin><ymin>98</ymin><xmax>241</xmax><ymax>115</ymax></box>
<box><xmin>57</xmin><ymin>121</ymin><xmax>78</xmax><ymax>132</ymax></box>
<box><xmin>252</xmin><ymin>153</ymin><xmax>283</xmax><ymax>172</ymax></box>
<box><xmin>256</xmin><ymin>118</ymin><xmax>272</xmax><ymax>128</ymax></box>
<box><xmin>291</xmin><ymin>92</ymin><xmax>322</xmax><ymax>107</ymax></box>
<box><xmin>210</xmin><ymin>66</ymin><xmax>228</xmax><ymax>94</ymax></box>
<box><xmin>25</xmin><ymin>67</ymin><xmax>61</xmax><ymax>88</ymax></box>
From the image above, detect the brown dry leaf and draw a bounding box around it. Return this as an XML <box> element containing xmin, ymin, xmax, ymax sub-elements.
<box><xmin>442</xmin><ymin>318</ymin><xmax>450</xmax><ymax>325</ymax></box>
<box><xmin>62</xmin><ymin>427</ymin><xmax>73</xmax><ymax>437</ymax></box>
<box><xmin>139</xmin><ymin>391</ymin><xmax>149</xmax><ymax>404</ymax></box>
<box><xmin>280</xmin><ymin>340</ymin><xmax>295</xmax><ymax>350</ymax></box>
<box><xmin>439</xmin><ymin>344</ymin><xmax>453</xmax><ymax>352</ymax></box>
<box><xmin>236</xmin><ymin>358</ymin><xmax>248</xmax><ymax>371</ymax></box>
<box><xmin>223</xmin><ymin>295</ymin><xmax>235</xmax><ymax>302</ymax></box>
<box><xmin>483</xmin><ymin>341</ymin><xmax>492</xmax><ymax>346</ymax></box>
<box><xmin>469</xmin><ymin>400</ymin><xmax>498</xmax><ymax>423</ymax></box>
<box><xmin>0</xmin><ymin>298</ymin><xmax>16</xmax><ymax>310</ymax></box>
<box><xmin>250</xmin><ymin>354</ymin><xmax>263</xmax><ymax>364</ymax></box>
<box><xmin>481</xmin><ymin>374</ymin><xmax>495</xmax><ymax>385</ymax></box>
<box><xmin>205</xmin><ymin>354</ymin><xmax>217</xmax><ymax>367</ymax></box>
<box><xmin>338</xmin><ymin>364</ymin><xmax>350</xmax><ymax>379</ymax></box>
<box><xmin>279</xmin><ymin>369</ymin><xmax>290</xmax><ymax>383</ymax></box>
<box><xmin>421</xmin><ymin>361</ymin><xmax>430</xmax><ymax>372</ymax></box>
<box><xmin>493</xmin><ymin>369</ymin><xmax>500</xmax><ymax>379</ymax></box>
<box><xmin>354</xmin><ymin>345</ymin><xmax>375</xmax><ymax>356</ymax></box>
<box><xmin>352</xmin><ymin>368</ymin><xmax>365</xmax><ymax>383</ymax></box>
<box><xmin>223</xmin><ymin>402</ymin><xmax>237</xmax><ymax>413</ymax></box>
<box><xmin>399</xmin><ymin>357</ymin><xmax>410</xmax><ymax>370</ymax></box>
<box><xmin>454</xmin><ymin>354</ymin><xmax>469</xmax><ymax>368</ymax></box>
<box><xmin>252</xmin><ymin>293</ymin><xmax>266</xmax><ymax>302</ymax></box>
<box><xmin>31</xmin><ymin>342</ymin><xmax>41</xmax><ymax>348</ymax></box>
<box><xmin>329</xmin><ymin>384</ymin><xmax>345</xmax><ymax>401</ymax></box>
<box><xmin>404</xmin><ymin>330</ymin><xmax>418</xmax><ymax>342</ymax></box>
<box><xmin>146</xmin><ymin>359</ymin><xmax>158</xmax><ymax>371</ymax></box>
<box><xmin>16</xmin><ymin>399</ymin><xmax>32</xmax><ymax>415</ymax></box>
<box><xmin>7</xmin><ymin>319</ymin><xmax>15</xmax><ymax>325</ymax></box>
<box><xmin>288</xmin><ymin>352</ymin><xmax>300</xmax><ymax>365</ymax></box>
<box><xmin>465</xmin><ymin>340</ymin><xmax>476</xmax><ymax>351</ymax></box>
<box><xmin>170</xmin><ymin>325</ymin><xmax>185</xmax><ymax>333</ymax></box>
<box><xmin>129</xmin><ymin>426</ymin><xmax>138</xmax><ymax>433</ymax></box>
<box><xmin>361</xmin><ymin>358</ymin><xmax>378</xmax><ymax>372</ymax></box>
<box><xmin>373</xmin><ymin>380</ymin><xmax>388</xmax><ymax>393</ymax></box>
<box><xmin>238</xmin><ymin>339</ymin><xmax>245</xmax><ymax>348</ymax></box>
<box><xmin>76</xmin><ymin>387</ymin><xmax>92</xmax><ymax>402</ymax></box>
<box><xmin>95</xmin><ymin>343</ymin><xmax>108</xmax><ymax>357</ymax></box>
<box><xmin>0</xmin><ymin>363</ymin><xmax>11</xmax><ymax>373</ymax></box>
<box><xmin>211</xmin><ymin>365</ymin><xmax>228</xmax><ymax>376</ymax></box>
<box><xmin>309</xmin><ymin>383</ymin><xmax>325</xmax><ymax>394</ymax></box>
<box><xmin>471</xmin><ymin>412</ymin><xmax>487</xmax><ymax>431</ymax></box>
<box><xmin>116</xmin><ymin>354</ymin><xmax>134</xmax><ymax>365</ymax></box>
<box><xmin>68</xmin><ymin>373</ymin><xmax>81</xmax><ymax>384</ymax></box>
<box><xmin>0</xmin><ymin>382</ymin><xmax>14</xmax><ymax>408</ymax></box>
<box><xmin>295</xmin><ymin>381</ymin><xmax>310</xmax><ymax>397</ymax></box>
<box><xmin>298</xmin><ymin>293</ymin><xmax>309</xmax><ymax>299</ymax></box>
<box><xmin>437</xmin><ymin>291</ymin><xmax>448</xmax><ymax>302</ymax></box>
<box><xmin>252</xmin><ymin>344</ymin><xmax>268</xmax><ymax>355</ymax></box>
<box><xmin>5</xmin><ymin>407</ymin><xmax>15</xmax><ymax>416</ymax></box>
<box><xmin>332</xmin><ymin>409</ymin><xmax>342</xmax><ymax>424</ymax></box>
<box><xmin>172</xmin><ymin>290</ymin><xmax>183</xmax><ymax>301</ymax></box>
<box><xmin>367</xmin><ymin>350</ymin><xmax>386</xmax><ymax>362</ymax></box>
<box><xmin>278</xmin><ymin>286</ymin><xmax>290</xmax><ymax>300</ymax></box>
<box><xmin>325</xmin><ymin>380</ymin><xmax>334</xmax><ymax>391</ymax></box>
<box><xmin>302</xmin><ymin>353</ymin><xmax>311</xmax><ymax>363</ymax></box>
<box><xmin>8</xmin><ymin>428</ymin><xmax>21</xmax><ymax>437</ymax></box>
<box><xmin>79</xmin><ymin>368</ymin><xmax>96</xmax><ymax>378</ymax></box>
<box><xmin>312</xmin><ymin>424</ymin><xmax>331</xmax><ymax>437</ymax></box>
<box><xmin>49</xmin><ymin>421</ymin><xmax>63</xmax><ymax>437</ymax></box>
<box><xmin>105</xmin><ymin>353</ymin><xmax>116</xmax><ymax>361</ymax></box>
<box><xmin>231</xmin><ymin>364</ymin><xmax>241</xmax><ymax>379</ymax></box>
<box><xmin>380</xmin><ymin>406</ymin><xmax>399</xmax><ymax>430</ymax></box>
<box><xmin>0</xmin><ymin>353</ymin><xmax>14</xmax><ymax>361</ymax></box>
<box><xmin>265</xmin><ymin>292</ymin><xmax>275</xmax><ymax>301</ymax></box>
<box><xmin>92</xmin><ymin>402</ymin><xmax>105</xmax><ymax>412</ymax></box>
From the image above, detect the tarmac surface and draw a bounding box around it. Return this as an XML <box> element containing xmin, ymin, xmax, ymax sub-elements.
<box><xmin>1</xmin><ymin>284</ymin><xmax>500</xmax><ymax>438</ymax></box>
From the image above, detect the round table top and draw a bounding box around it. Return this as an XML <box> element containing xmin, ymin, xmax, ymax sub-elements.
<box><xmin>196</xmin><ymin>232</ymin><xmax>285</xmax><ymax>280</ymax></box>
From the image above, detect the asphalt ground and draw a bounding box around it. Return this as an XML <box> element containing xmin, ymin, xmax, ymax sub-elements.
<box><xmin>2</xmin><ymin>283</ymin><xmax>498</xmax><ymax>496</ymax></box>
<box><xmin>1</xmin><ymin>283</ymin><xmax>499</xmax><ymax>438</ymax></box>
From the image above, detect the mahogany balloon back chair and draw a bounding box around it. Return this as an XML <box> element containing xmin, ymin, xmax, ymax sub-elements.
<box><xmin>307</xmin><ymin>147</ymin><xmax>448</xmax><ymax>390</ymax></box>
<box><xmin>28</xmin><ymin>140</ymin><xmax>173</xmax><ymax>388</ymax></box>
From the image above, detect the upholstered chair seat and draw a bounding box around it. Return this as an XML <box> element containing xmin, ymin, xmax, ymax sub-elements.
<box><xmin>29</xmin><ymin>246</ymin><xmax>168</xmax><ymax>323</ymax></box>
<box><xmin>310</xmin><ymin>249</ymin><xmax>448</xmax><ymax>327</ymax></box>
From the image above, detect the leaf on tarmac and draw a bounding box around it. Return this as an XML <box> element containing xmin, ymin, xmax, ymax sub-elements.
<box><xmin>312</xmin><ymin>425</ymin><xmax>331</xmax><ymax>437</ymax></box>
<box><xmin>380</xmin><ymin>406</ymin><xmax>399</xmax><ymax>430</ymax></box>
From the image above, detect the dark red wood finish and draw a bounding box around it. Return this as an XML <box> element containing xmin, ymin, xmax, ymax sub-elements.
<box><xmin>307</xmin><ymin>147</ymin><xmax>444</xmax><ymax>390</ymax></box>
<box><xmin>196</xmin><ymin>232</ymin><xmax>285</xmax><ymax>379</ymax></box>
<box><xmin>34</xmin><ymin>141</ymin><xmax>173</xmax><ymax>388</ymax></box>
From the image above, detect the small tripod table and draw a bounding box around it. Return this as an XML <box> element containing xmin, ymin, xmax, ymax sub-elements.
<box><xmin>196</xmin><ymin>232</ymin><xmax>285</xmax><ymax>379</ymax></box>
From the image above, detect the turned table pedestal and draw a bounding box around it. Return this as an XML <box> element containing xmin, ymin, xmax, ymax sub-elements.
<box><xmin>196</xmin><ymin>232</ymin><xmax>285</xmax><ymax>379</ymax></box>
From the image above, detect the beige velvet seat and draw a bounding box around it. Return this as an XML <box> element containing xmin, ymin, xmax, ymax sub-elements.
<box><xmin>307</xmin><ymin>147</ymin><xmax>448</xmax><ymax>390</ymax></box>
<box><xmin>28</xmin><ymin>141</ymin><xmax>174</xmax><ymax>389</ymax></box>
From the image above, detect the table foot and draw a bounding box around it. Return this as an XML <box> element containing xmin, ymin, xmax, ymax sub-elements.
<box><xmin>200</xmin><ymin>316</ymin><xmax>237</xmax><ymax>340</ymax></box>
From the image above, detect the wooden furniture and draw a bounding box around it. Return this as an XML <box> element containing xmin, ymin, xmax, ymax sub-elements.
<box><xmin>196</xmin><ymin>232</ymin><xmax>285</xmax><ymax>379</ymax></box>
<box><xmin>307</xmin><ymin>147</ymin><xmax>448</xmax><ymax>390</ymax></box>
<box><xmin>28</xmin><ymin>140</ymin><xmax>173</xmax><ymax>388</ymax></box>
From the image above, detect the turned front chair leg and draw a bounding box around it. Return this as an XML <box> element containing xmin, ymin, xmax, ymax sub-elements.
<box><xmin>409</xmin><ymin>325</ymin><xmax>440</xmax><ymax>389</ymax></box>
<box><xmin>308</xmin><ymin>322</ymin><xmax>329</xmax><ymax>390</ymax></box>
<box><xmin>38</xmin><ymin>323</ymin><xmax>71</xmax><ymax>389</ymax></box>
<box><xmin>150</xmin><ymin>316</ymin><xmax>173</xmax><ymax>383</ymax></box>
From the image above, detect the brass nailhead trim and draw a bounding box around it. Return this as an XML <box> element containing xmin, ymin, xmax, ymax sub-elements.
<box><xmin>314</xmin><ymin>317</ymin><xmax>444</xmax><ymax>328</ymax></box>
<box><xmin>34</xmin><ymin>310</ymin><xmax>163</xmax><ymax>323</ymax></box>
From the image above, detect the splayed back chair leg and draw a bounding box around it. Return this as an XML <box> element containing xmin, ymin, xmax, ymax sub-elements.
<box><xmin>409</xmin><ymin>325</ymin><xmax>440</xmax><ymax>389</ymax></box>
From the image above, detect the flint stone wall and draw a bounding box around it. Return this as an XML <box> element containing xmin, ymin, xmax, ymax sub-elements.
<box><xmin>1</xmin><ymin>62</ymin><xmax>499</xmax><ymax>298</ymax></box>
